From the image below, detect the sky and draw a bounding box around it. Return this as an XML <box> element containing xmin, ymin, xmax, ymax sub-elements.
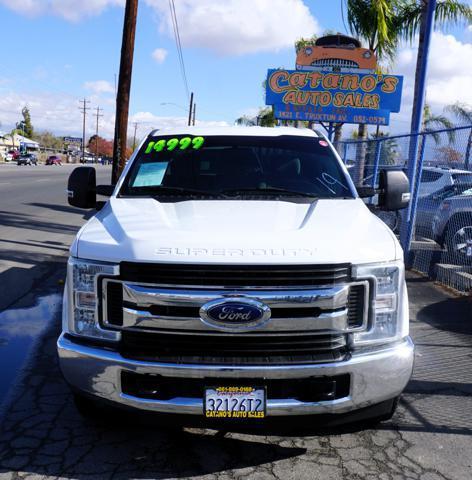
<box><xmin>0</xmin><ymin>0</ymin><xmax>471</xmax><ymax>143</ymax></box>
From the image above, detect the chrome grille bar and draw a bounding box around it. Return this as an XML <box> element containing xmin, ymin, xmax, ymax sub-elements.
<box><xmin>102</xmin><ymin>279</ymin><xmax>369</xmax><ymax>334</ymax></box>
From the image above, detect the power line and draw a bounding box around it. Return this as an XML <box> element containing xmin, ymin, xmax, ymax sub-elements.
<box><xmin>79</xmin><ymin>98</ymin><xmax>91</xmax><ymax>159</ymax></box>
<box><xmin>168</xmin><ymin>0</ymin><xmax>190</xmax><ymax>100</ymax></box>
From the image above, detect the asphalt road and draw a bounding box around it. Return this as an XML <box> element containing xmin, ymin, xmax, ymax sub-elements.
<box><xmin>0</xmin><ymin>163</ymin><xmax>112</xmax><ymax>310</ymax></box>
<box><xmin>0</xmin><ymin>165</ymin><xmax>471</xmax><ymax>479</ymax></box>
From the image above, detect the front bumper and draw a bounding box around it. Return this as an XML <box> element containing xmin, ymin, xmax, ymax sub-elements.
<box><xmin>57</xmin><ymin>334</ymin><xmax>414</xmax><ymax>416</ymax></box>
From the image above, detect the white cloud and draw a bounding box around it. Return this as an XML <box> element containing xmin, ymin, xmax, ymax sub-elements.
<box><xmin>130</xmin><ymin>111</ymin><xmax>228</xmax><ymax>130</ymax></box>
<box><xmin>84</xmin><ymin>80</ymin><xmax>115</xmax><ymax>94</ymax></box>
<box><xmin>0</xmin><ymin>0</ymin><xmax>123</xmax><ymax>21</ymax></box>
<box><xmin>1</xmin><ymin>0</ymin><xmax>320</xmax><ymax>56</ymax></box>
<box><xmin>389</xmin><ymin>31</ymin><xmax>472</xmax><ymax>133</ymax></box>
<box><xmin>0</xmin><ymin>87</ymin><xmax>228</xmax><ymax>139</ymax></box>
<box><xmin>145</xmin><ymin>0</ymin><xmax>320</xmax><ymax>56</ymax></box>
<box><xmin>151</xmin><ymin>48</ymin><xmax>168</xmax><ymax>64</ymax></box>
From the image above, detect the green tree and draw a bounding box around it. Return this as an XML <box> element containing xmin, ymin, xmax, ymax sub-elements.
<box><xmin>344</xmin><ymin>0</ymin><xmax>471</xmax><ymax>180</ymax></box>
<box><xmin>396</xmin><ymin>1</ymin><xmax>471</xmax><ymax>145</ymax></box>
<box><xmin>422</xmin><ymin>103</ymin><xmax>455</xmax><ymax>144</ymax></box>
<box><xmin>16</xmin><ymin>106</ymin><xmax>34</xmax><ymax>138</ymax></box>
<box><xmin>365</xmin><ymin>131</ymin><xmax>400</xmax><ymax>168</ymax></box>
<box><xmin>445</xmin><ymin>102</ymin><xmax>472</xmax><ymax>168</ymax></box>
<box><xmin>345</xmin><ymin>0</ymin><xmax>403</xmax><ymax>181</ymax></box>
<box><xmin>294</xmin><ymin>34</ymin><xmax>318</xmax><ymax>53</ymax></box>
<box><xmin>235</xmin><ymin>107</ymin><xmax>276</xmax><ymax>127</ymax></box>
<box><xmin>33</xmin><ymin>131</ymin><xmax>63</xmax><ymax>150</ymax></box>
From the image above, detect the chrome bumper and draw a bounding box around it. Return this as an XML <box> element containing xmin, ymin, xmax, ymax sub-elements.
<box><xmin>57</xmin><ymin>334</ymin><xmax>414</xmax><ymax>416</ymax></box>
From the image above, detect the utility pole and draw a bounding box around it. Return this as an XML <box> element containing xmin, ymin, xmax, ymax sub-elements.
<box><xmin>132</xmin><ymin>122</ymin><xmax>139</xmax><ymax>151</ymax></box>
<box><xmin>192</xmin><ymin>103</ymin><xmax>196</xmax><ymax>126</ymax></box>
<box><xmin>79</xmin><ymin>98</ymin><xmax>90</xmax><ymax>162</ymax></box>
<box><xmin>188</xmin><ymin>92</ymin><xmax>194</xmax><ymax>126</ymax></box>
<box><xmin>112</xmin><ymin>0</ymin><xmax>139</xmax><ymax>184</ymax></box>
<box><xmin>94</xmin><ymin>106</ymin><xmax>104</xmax><ymax>163</ymax></box>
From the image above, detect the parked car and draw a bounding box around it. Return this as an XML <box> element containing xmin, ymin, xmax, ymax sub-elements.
<box><xmin>46</xmin><ymin>155</ymin><xmax>62</xmax><ymax>165</ymax></box>
<box><xmin>17</xmin><ymin>153</ymin><xmax>38</xmax><ymax>166</ymax></box>
<box><xmin>415</xmin><ymin>183</ymin><xmax>472</xmax><ymax>238</ymax></box>
<box><xmin>363</xmin><ymin>166</ymin><xmax>472</xmax><ymax>233</ymax></box>
<box><xmin>5</xmin><ymin>150</ymin><xmax>20</xmax><ymax>162</ymax></box>
<box><xmin>418</xmin><ymin>166</ymin><xmax>472</xmax><ymax>198</ymax></box>
<box><xmin>80</xmin><ymin>153</ymin><xmax>96</xmax><ymax>164</ymax></box>
<box><xmin>59</xmin><ymin>126</ymin><xmax>414</xmax><ymax>425</ymax></box>
<box><xmin>432</xmin><ymin>186</ymin><xmax>472</xmax><ymax>259</ymax></box>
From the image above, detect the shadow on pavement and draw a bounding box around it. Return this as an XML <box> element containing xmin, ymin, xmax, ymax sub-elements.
<box><xmin>417</xmin><ymin>297</ymin><xmax>472</xmax><ymax>335</ymax></box>
<box><xmin>26</xmin><ymin>202</ymin><xmax>96</xmax><ymax>219</ymax></box>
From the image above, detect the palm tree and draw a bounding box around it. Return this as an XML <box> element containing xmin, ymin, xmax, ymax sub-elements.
<box><xmin>422</xmin><ymin>104</ymin><xmax>455</xmax><ymax>144</ymax></box>
<box><xmin>396</xmin><ymin>1</ymin><xmax>472</xmax><ymax>142</ymax></box>
<box><xmin>235</xmin><ymin>107</ymin><xmax>276</xmax><ymax>127</ymax></box>
<box><xmin>445</xmin><ymin>102</ymin><xmax>472</xmax><ymax>168</ymax></box>
<box><xmin>345</xmin><ymin>0</ymin><xmax>402</xmax><ymax>182</ymax></box>
<box><xmin>344</xmin><ymin>1</ymin><xmax>471</xmax><ymax>179</ymax></box>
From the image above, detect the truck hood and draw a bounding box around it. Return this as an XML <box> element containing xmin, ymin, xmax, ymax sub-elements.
<box><xmin>73</xmin><ymin>197</ymin><xmax>400</xmax><ymax>264</ymax></box>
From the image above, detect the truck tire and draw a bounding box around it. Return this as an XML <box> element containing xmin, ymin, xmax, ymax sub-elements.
<box><xmin>445</xmin><ymin>218</ymin><xmax>472</xmax><ymax>260</ymax></box>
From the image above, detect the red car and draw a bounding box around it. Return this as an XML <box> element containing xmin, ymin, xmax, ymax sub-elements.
<box><xmin>46</xmin><ymin>155</ymin><xmax>62</xmax><ymax>165</ymax></box>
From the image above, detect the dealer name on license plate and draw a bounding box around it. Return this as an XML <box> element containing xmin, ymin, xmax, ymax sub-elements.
<box><xmin>204</xmin><ymin>386</ymin><xmax>266</xmax><ymax>419</ymax></box>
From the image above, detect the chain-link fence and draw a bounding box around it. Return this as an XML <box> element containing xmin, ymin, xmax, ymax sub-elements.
<box><xmin>338</xmin><ymin>125</ymin><xmax>472</xmax><ymax>294</ymax></box>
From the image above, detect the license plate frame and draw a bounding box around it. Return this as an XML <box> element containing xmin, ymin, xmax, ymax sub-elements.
<box><xmin>204</xmin><ymin>386</ymin><xmax>266</xmax><ymax>419</ymax></box>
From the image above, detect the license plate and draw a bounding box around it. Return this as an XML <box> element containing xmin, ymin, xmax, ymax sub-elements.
<box><xmin>204</xmin><ymin>386</ymin><xmax>266</xmax><ymax>419</ymax></box>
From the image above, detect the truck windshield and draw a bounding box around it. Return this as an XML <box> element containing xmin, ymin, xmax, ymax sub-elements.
<box><xmin>120</xmin><ymin>134</ymin><xmax>354</xmax><ymax>199</ymax></box>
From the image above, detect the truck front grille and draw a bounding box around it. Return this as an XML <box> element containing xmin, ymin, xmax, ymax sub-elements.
<box><xmin>119</xmin><ymin>262</ymin><xmax>351</xmax><ymax>287</ymax></box>
<box><xmin>119</xmin><ymin>330</ymin><xmax>348</xmax><ymax>365</ymax></box>
<box><xmin>100</xmin><ymin>262</ymin><xmax>369</xmax><ymax>366</ymax></box>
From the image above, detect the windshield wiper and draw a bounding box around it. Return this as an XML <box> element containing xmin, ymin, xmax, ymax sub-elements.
<box><xmin>220</xmin><ymin>187</ymin><xmax>320</xmax><ymax>198</ymax></box>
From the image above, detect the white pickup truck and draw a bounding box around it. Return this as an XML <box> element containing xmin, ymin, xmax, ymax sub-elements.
<box><xmin>58</xmin><ymin>126</ymin><xmax>414</xmax><ymax>425</ymax></box>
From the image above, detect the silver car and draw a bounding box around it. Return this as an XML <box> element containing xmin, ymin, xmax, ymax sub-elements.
<box><xmin>433</xmin><ymin>186</ymin><xmax>472</xmax><ymax>259</ymax></box>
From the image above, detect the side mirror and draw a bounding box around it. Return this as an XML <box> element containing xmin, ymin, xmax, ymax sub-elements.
<box><xmin>67</xmin><ymin>167</ymin><xmax>96</xmax><ymax>208</ymax></box>
<box><xmin>378</xmin><ymin>170</ymin><xmax>410</xmax><ymax>211</ymax></box>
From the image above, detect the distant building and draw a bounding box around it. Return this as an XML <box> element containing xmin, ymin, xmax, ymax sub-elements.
<box><xmin>0</xmin><ymin>132</ymin><xmax>40</xmax><ymax>160</ymax></box>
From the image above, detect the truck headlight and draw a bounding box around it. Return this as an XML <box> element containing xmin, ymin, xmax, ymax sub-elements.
<box><xmin>352</xmin><ymin>261</ymin><xmax>408</xmax><ymax>346</ymax></box>
<box><xmin>65</xmin><ymin>257</ymin><xmax>120</xmax><ymax>341</ymax></box>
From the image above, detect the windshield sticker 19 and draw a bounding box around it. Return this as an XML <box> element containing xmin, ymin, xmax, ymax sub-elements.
<box><xmin>145</xmin><ymin>136</ymin><xmax>205</xmax><ymax>154</ymax></box>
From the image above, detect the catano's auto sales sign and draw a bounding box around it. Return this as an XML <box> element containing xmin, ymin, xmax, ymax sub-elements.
<box><xmin>265</xmin><ymin>69</ymin><xmax>403</xmax><ymax>125</ymax></box>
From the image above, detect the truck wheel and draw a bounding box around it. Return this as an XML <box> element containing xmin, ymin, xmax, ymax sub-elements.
<box><xmin>445</xmin><ymin>219</ymin><xmax>472</xmax><ymax>260</ymax></box>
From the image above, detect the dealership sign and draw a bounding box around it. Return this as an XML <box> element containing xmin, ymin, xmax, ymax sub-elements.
<box><xmin>274</xmin><ymin>104</ymin><xmax>390</xmax><ymax>125</ymax></box>
<box><xmin>265</xmin><ymin>69</ymin><xmax>403</xmax><ymax>125</ymax></box>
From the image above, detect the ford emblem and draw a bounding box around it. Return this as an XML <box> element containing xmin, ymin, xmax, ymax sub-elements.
<box><xmin>200</xmin><ymin>298</ymin><xmax>271</xmax><ymax>331</ymax></box>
